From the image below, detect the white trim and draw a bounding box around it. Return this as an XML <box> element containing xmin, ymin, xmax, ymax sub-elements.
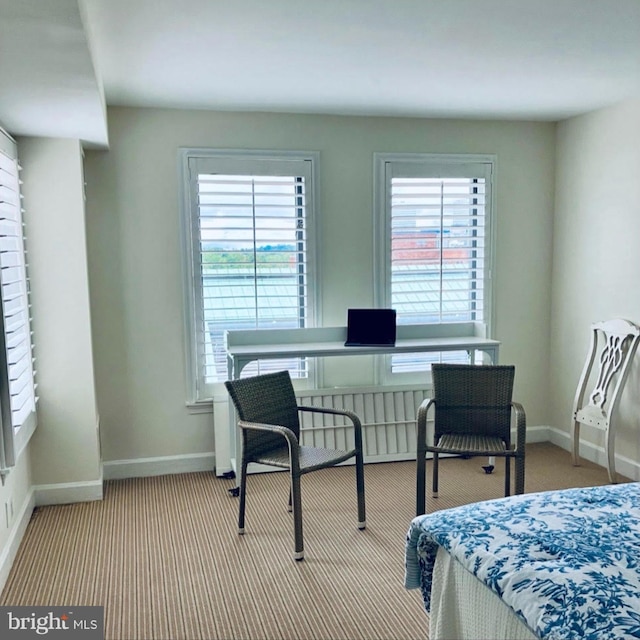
<box><xmin>523</xmin><ymin>425</ymin><xmax>552</xmax><ymax>443</ymax></box>
<box><xmin>34</xmin><ymin>479</ymin><xmax>104</xmax><ymax>506</ymax></box>
<box><xmin>178</xmin><ymin>147</ymin><xmax>321</xmax><ymax>403</ymax></box>
<box><xmin>0</xmin><ymin>127</ymin><xmax>17</xmax><ymax>158</ymax></box>
<box><xmin>185</xmin><ymin>400</ymin><xmax>215</xmax><ymax>415</ymax></box>
<box><xmin>372</xmin><ymin>152</ymin><xmax>497</xmax><ymax>386</ymax></box>
<box><xmin>0</xmin><ymin>487</ymin><xmax>35</xmax><ymax>595</ymax></box>
<box><xmin>103</xmin><ymin>452</ymin><xmax>216</xmax><ymax>480</ymax></box>
<box><xmin>546</xmin><ymin>426</ymin><xmax>640</xmax><ymax>482</ymax></box>
<box><xmin>178</xmin><ymin>149</ymin><xmax>201</xmax><ymax>405</ymax></box>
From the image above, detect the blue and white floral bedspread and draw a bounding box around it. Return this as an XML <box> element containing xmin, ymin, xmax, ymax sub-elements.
<box><xmin>405</xmin><ymin>482</ymin><xmax>640</xmax><ymax>639</ymax></box>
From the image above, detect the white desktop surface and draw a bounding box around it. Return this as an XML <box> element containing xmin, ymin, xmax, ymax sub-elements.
<box><xmin>225</xmin><ymin>324</ymin><xmax>499</xmax><ymax>378</ymax></box>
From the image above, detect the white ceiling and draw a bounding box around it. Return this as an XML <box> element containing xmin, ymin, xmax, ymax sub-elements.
<box><xmin>1</xmin><ymin>0</ymin><xmax>640</xmax><ymax>149</ymax></box>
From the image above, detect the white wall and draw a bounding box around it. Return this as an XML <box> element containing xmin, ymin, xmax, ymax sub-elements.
<box><xmin>0</xmin><ymin>136</ymin><xmax>103</xmax><ymax>591</ymax></box>
<box><xmin>0</xmin><ymin>452</ymin><xmax>33</xmax><ymax>593</ymax></box>
<box><xmin>18</xmin><ymin>137</ymin><xmax>102</xmax><ymax>496</ymax></box>
<box><xmin>84</xmin><ymin>107</ymin><xmax>556</xmax><ymax>469</ymax></box>
<box><xmin>550</xmin><ymin>98</ymin><xmax>640</xmax><ymax>472</ymax></box>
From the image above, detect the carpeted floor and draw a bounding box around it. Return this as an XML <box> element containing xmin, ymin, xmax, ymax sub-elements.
<box><xmin>0</xmin><ymin>442</ymin><xmax>624</xmax><ymax>640</ymax></box>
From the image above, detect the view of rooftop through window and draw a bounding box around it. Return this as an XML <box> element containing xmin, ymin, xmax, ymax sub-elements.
<box><xmin>390</xmin><ymin>176</ymin><xmax>485</xmax><ymax>324</ymax></box>
<box><xmin>389</xmin><ymin>176</ymin><xmax>486</xmax><ymax>372</ymax></box>
<box><xmin>197</xmin><ymin>174</ymin><xmax>308</xmax><ymax>382</ymax></box>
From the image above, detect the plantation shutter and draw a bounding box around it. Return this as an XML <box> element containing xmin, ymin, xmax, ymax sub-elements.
<box><xmin>184</xmin><ymin>153</ymin><xmax>316</xmax><ymax>401</ymax></box>
<box><xmin>0</xmin><ymin>129</ymin><xmax>37</xmax><ymax>474</ymax></box>
<box><xmin>381</xmin><ymin>157</ymin><xmax>492</xmax><ymax>373</ymax></box>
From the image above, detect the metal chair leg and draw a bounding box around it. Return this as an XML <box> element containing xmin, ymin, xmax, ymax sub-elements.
<box><xmin>355</xmin><ymin>449</ymin><xmax>366</xmax><ymax>529</ymax></box>
<box><xmin>238</xmin><ymin>460</ymin><xmax>248</xmax><ymax>534</ymax></box>
<box><xmin>290</xmin><ymin>471</ymin><xmax>304</xmax><ymax>561</ymax></box>
<box><xmin>416</xmin><ymin>454</ymin><xmax>426</xmax><ymax>516</ymax></box>
<box><xmin>504</xmin><ymin>456</ymin><xmax>511</xmax><ymax>497</ymax></box>
<box><xmin>432</xmin><ymin>453</ymin><xmax>439</xmax><ymax>498</ymax></box>
<box><xmin>515</xmin><ymin>454</ymin><xmax>525</xmax><ymax>495</ymax></box>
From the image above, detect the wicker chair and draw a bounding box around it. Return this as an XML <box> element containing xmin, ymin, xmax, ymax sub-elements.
<box><xmin>224</xmin><ymin>370</ymin><xmax>366</xmax><ymax>560</ymax></box>
<box><xmin>416</xmin><ymin>364</ymin><xmax>526</xmax><ymax>515</ymax></box>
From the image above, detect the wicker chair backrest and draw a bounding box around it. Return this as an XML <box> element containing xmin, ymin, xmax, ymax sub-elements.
<box><xmin>431</xmin><ymin>364</ymin><xmax>515</xmax><ymax>442</ymax></box>
<box><xmin>225</xmin><ymin>370</ymin><xmax>301</xmax><ymax>458</ymax></box>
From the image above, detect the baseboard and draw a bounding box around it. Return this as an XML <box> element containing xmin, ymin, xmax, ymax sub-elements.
<box><xmin>27</xmin><ymin>427</ymin><xmax>640</xmax><ymax>498</ymax></box>
<box><xmin>545</xmin><ymin>426</ymin><xmax>572</xmax><ymax>451</ymax></box>
<box><xmin>103</xmin><ymin>452</ymin><xmax>216</xmax><ymax>480</ymax></box>
<box><xmin>34</xmin><ymin>478</ymin><xmax>104</xmax><ymax>506</ymax></box>
<box><xmin>0</xmin><ymin>487</ymin><xmax>35</xmax><ymax>594</ymax></box>
<box><xmin>524</xmin><ymin>425</ymin><xmax>550</xmax><ymax>443</ymax></box>
<box><xmin>544</xmin><ymin>426</ymin><xmax>640</xmax><ymax>482</ymax></box>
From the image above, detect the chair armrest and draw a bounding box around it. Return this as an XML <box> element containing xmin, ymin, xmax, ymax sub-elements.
<box><xmin>237</xmin><ymin>419</ymin><xmax>298</xmax><ymax>448</ymax></box>
<box><xmin>416</xmin><ymin>398</ymin><xmax>435</xmax><ymax>455</ymax></box>
<box><xmin>297</xmin><ymin>405</ymin><xmax>362</xmax><ymax>430</ymax></box>
<box><xmin>511</xmin><ymin>401</ymin><xmax>526</xmax><ymax>452</ymax></box>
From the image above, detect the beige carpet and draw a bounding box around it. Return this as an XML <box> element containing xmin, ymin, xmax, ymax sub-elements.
<box><xmin>0</xmin><ymin>443</ymin><xmax>624</xmax><ymax>640</ymax></box>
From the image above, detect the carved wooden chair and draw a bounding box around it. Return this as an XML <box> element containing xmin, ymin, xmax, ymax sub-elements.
<box><xmin>225</xmin><ymin>370</ymin><xmax>366</xmax><ymax>560</ymax></box>
<box><xmin>571</xmin><ymin>318</ymin><xmax>640</xmax><ymax>483</ymax></box>
<box><xmin>416</xmin><ymin>364</ymin><xmax>526</xmax><ymax>515</ymax></box>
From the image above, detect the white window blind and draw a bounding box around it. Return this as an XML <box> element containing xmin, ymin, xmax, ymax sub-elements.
<box><xmin>0</xmin><ymin>129</ymin><xmax>37</xmax><ymax>476</ymax></box>
<box><xmin>375</xmin><ymin>154</ymin><xmax>494</xmax><ymax>376</ymax></box>
<box><xmin>181</xmin><ymin>150</ymin><xmax>318</xmax><ymax>403</ymax></box>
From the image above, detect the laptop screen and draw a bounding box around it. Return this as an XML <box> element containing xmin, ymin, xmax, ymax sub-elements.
<box><xmin>344</xmin><ymin>308</ymin><xmax>397</xmax><ymax>347</ymax></box>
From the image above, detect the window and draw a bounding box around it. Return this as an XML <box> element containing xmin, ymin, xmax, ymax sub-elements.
<box><xmin>374</xmin><ymin>153</ymin><xmax>494</xmax><ymax>380</ymax></box>
<box><xmin>0</xmin><ymin>128</ymin><xmax>37</xmax><ymax>478</ymax></box>
<box><xmin>180</xmin><ymin>149</ymin><xmax>318</xmax><ymax>403</ymax></box>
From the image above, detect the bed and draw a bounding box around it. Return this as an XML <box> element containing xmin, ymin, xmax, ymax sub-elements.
<box><xmin>405</xmin><ymin>482</ymin><xmax>640</xmax><ymax>639</ymax></box>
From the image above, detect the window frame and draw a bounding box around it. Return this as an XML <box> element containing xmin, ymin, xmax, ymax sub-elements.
<box><xmin>179</xmin><ymin>148</ymin><xmax>321</xmax><ymax>406</ymax></box>
<box><xmin>0</xmin><ymin>127</ymin><xmax>37</xmax><ymax>478</ymax></box>
<box><xmin>373</xmin><ymin>152</ymin><xmax>496</xmax><ymax>385</ymax></box>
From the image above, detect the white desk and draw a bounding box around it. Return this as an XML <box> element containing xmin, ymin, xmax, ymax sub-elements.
<box><xmin>224</xmin><ymin>323</ymin><xmax>500</xmax><ymax>473</ymax></box>
<box><xmin>225</xmin><ymin>323</ymin><xmax>499</xmax><ymax>379</ymax></box>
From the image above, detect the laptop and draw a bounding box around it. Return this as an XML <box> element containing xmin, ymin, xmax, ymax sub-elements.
<box><xmin>344</xmin><ymin>308</ymin><xmax>397</xmax><ymax>347</ymax></box>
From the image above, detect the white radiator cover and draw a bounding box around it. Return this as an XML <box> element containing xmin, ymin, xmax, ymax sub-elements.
<box><xmin>215</xmin><ymin>386</ymin><xmax>430</xmax><ymax>475</ymax></box>
<box><xmin>297</xmin><ymin>386</ymin><xmax>429</xmax><ymax>462</ymax></box>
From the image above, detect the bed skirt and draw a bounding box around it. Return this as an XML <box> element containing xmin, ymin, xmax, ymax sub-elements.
<box><xmin>430</xmin><ymin>547</ymin><xmax>537</xmax><ymax>640</ymax></box>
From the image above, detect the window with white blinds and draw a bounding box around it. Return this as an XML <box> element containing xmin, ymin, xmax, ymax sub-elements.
<box><xmin>180</xmin><ymin>150</ymin><xmax>318</xmax><ymax>403</ymax></box>
<box><xmin>375</xmin><ymin>153</ymin><xmax>494</xmax><ymax>378</ymax></box>
<box><xmin>0</xmin><ymin>128</ymin><xmax>37</xmax><ymax>476</ymax></box>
